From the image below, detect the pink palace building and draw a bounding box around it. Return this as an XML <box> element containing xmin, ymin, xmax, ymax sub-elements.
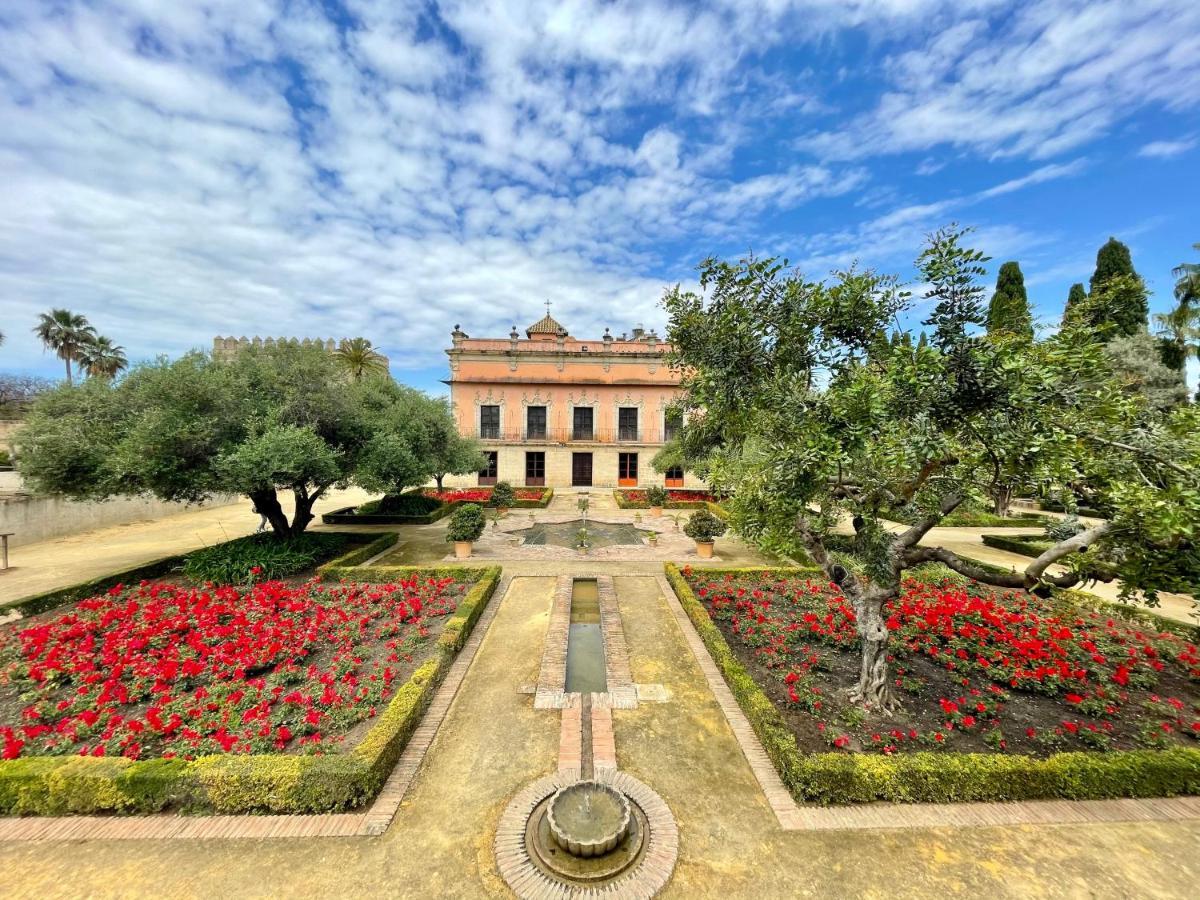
<box><xmin>443</xmin><ymin>310</ymin><xmax>703</xmax><ymax>490</ymax></box>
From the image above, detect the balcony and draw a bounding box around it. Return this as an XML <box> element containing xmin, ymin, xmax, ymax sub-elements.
<box><xmin>475</xmin><ymin>428</ymin><xmax>657</xmax><ymax>444</ymax></box>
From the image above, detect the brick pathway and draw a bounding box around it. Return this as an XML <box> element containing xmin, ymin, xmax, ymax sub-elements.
<box><xmin>0</xmin><ymin>574</ymin><xmax>512</xmax><ymax>843</ymax></box>
<box><xmin>654</xmin><ymin>574</ymin><xmax>1200</xmax><ymax>832</ymax></box>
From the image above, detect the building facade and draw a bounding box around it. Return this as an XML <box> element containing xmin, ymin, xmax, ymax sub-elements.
<box><xmin>444</xmin><ymin>313</ymin><xmax>700</xmax><ymax>490</ymax></box>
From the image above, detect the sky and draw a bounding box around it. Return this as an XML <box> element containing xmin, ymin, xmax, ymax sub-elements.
<box><xmin>1</xmin><ymin>0</ymin><xmax>1198</xmax><ymax>395</ymax></box>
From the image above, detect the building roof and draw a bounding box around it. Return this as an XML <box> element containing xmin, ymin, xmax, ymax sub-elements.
<box><xmin>525</xmin><ymin>313</ymin><xmax>567</xmax><ymax>337</ymax></box>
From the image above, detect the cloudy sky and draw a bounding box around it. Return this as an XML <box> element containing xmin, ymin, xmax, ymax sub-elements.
<box><xmin>1</xmin><ymin>0</ymin><xmax>1198</xmax><ymax>393</ymax></box>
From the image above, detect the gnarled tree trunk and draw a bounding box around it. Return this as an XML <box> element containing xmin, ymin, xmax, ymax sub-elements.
<box><xmin>844</xmin><ymin>582</ymin><xmax>900</xmax><ymax>711</ymax></box>
<box><xmin>249</xmin><ymin>488</ymin><xmax>290</xmax><ymax>537</ymax></box>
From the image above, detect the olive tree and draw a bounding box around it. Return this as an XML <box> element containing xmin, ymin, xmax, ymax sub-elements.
<box><xmin>15</xmin><ymin>343</ymin><xmax>453</xmax><ymax>537</ymax></box>
<box><xmin>663</xmin><ymin>228</ymin><xmax>1200</xmax><ymax>711</ymax></box>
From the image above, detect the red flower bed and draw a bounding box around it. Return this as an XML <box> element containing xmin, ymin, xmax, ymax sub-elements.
<box><xmin>684</xmin><ymin>568</ymin><xmax>1200</xmax><ymax>756</ymax></box>
<box><xmin>422</xmin><ymin>487</ymin><xmax>546</xmax><ymax>503</ymax></box>
<box><xmin>0</xmin><ymin>577</ymin><xmax>468</xmax><ymax>761</ymax></box>
<box><xmin>620</xmin><ymin>489</ymin><xmax>719</xmax><ymax>504</ymax></box>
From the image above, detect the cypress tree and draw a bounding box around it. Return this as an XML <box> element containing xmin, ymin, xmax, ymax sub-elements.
<box><xmin>986</xmin><ymin>261</ymin><xmax>1033</xmax><ymax>340</ymax></box>
<box><xmin>1089</xmin><ymin>237</ymin><xmax>1136</xmax><ymax>293</ymax></box>
<box><xmin>1081</xmin><ymin>238</ymin><xmax>1148</xmax><ymax>338</ymax></box>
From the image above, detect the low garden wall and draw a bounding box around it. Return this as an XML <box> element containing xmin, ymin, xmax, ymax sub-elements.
<box><xmin>2</xmin><ymin>532</ymin><xmax>399</xmax><ymax>619</ymax></box>
<box><xmin>664</xmin><ymin>563</ymin><xmax>1200</xmax><ymax>805</ymax></box>
<box><xmin>0</xmin><ymin>490</ymin><xmax>240</xmax><ymax>548</ymax></box>
<box><xmin>0</xmin><ymin>544</ymin><xmax>500</xmax><ymax>816</ymax></box>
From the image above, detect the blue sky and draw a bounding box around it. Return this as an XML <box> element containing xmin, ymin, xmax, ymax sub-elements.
<box><xmin>1</xmin><ymin>0</ymin><xmax>1198</xmax><ymax>395</ymax></box>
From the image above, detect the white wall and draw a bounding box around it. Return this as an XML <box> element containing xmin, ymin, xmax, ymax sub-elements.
<box><xmin>0</xmin><ymin>487</ymin><xmax>240</xmax><ymax>547</ymax></box>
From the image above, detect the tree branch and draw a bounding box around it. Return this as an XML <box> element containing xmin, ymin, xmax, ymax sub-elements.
<box><xmin>1024</xmin><ymin>523</ymin><xmax>1109</xmax><ymax>583</ymax></box>
<box><xmin>904</xmin><ymin>523</ymin><xmax>1112</xmax><ymax>592</ymax></box>
<box><xmin>1081</xmin><ymin>435</ymin><xmax>1197</xmax><ymax>483</ymax></box>
<box><xmin>896</xmin><ymin>492</ymin><xmax>964</xmax><ymax>549</ymax></box>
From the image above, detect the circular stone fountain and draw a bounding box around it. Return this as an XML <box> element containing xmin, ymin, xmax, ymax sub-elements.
<box><xmin>547</xmin><ymin>781</ymin><xmax>632</xmax><ymax>858</ymax></box>
<box><xmin>498</xmin><ymin>771</ymin><xmax>677</xmax><ymax>897</ymax></box>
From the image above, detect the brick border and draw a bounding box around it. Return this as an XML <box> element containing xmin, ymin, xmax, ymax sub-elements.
<box><xmin>494</xmin><ymin>769</ymin><xmax>678</xmax><ymax>900</ymax></box>
<box><xmin>0</xmin><ymin>575</ymin><xmax>512</xmax><ymax>843</ymax></box>
<box><xmin>536</xmin><ymin>575</ymin><xmax>637</xmax><ymax>710</ymax></box>
<box><xmin>654</xmin><ymin>574</ymin><xmax>1200</xmax><ymax>832</ymax></box>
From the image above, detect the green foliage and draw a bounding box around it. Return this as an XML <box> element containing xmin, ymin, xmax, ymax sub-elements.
<box><xmin>645</xmin><ymin>485</ymin><xmax>670</xmax><ymax>506</ymax></box>
<box><xmin>0</xmin><ymin>567</ymin><xmax>500</xmax><ymax>816</ymax></box>
<box><xmin>488</xmin><ymin>481</ymin><xmax>515</xmax><ymax>507</ymax></box>
<box><xmin>371</xmin><ymin>493</ymin><xmax>443</xmax><ymax>515</ymax></box>
<box><xmin>1100</xmin><ymin>331</ymin><xmax>1188</xmax><ymax>412</ymax></box>
<box><xmin>1075</xmin><ymin>273</ymin><xmax>1151</xmax><ymax>339</ymax></box>
<box><xmin>1090</xmin><ymin>237</ymin><xmax>1137</xmax><ymax>294</ymax></box>
<box><xmin>660</xmin><ymin>229</ymin><xmax>1200</xmax><ymax>619</ymax></box>
<box><xmin>181</xmin><ymin>532</ymin><xmax>349</xmax><ymax>584</ymax></box>
<box><xmin>446</xmin><ymin>503</ymin><xmax>486</xmax><ymax>542</ymax></box>
<box><xmin>1045</xmin><ymin>514</ymin><xmax>1086</xmax><ymax>543</ymax></box>
<box><xmin>918</xmin><ymin>224</ymin><xmax>990</xmax><ymax>349</ymax></box>
<box><xmin>684</xmin><ymin>508</ymin><xmax>728</xmax><ymax>542</ymax></box>
<box><xmin>1063</xmin><ymin>282</ymin><xmax>1087</xmax><ymax>324</ymax></box>
<box><xmin>986</xmin><ymin>261</ymin><xmax>1033</xmax><ymax>341</ymax></box>
<box><xmin>665</xmin><ymin>564</ymin><xmax>1200</xmax><ymax>805</ymax></box>
<box><xmin>14</xmin><ymin>343</ymin><xmax>460</xmax><ymax>536</ymax></box>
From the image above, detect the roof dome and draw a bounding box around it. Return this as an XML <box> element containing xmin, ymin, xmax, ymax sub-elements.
<box><xmin>526</xmin><ymin>313</ymin><xmax>567</xmax><ymax>337</ymax></box>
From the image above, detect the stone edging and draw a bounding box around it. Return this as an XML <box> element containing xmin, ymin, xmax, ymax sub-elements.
<box><xmin>0</xmin><ymin>575</ymin><xmax>513</xmax><ymax>843</ymax></box>
<box><xmin>653</xmin><ymin>574</ymin><xmax>1200</xmax><ymax>832</ymax></box>
<box><xmin>494</xmin><ymin>769</ymin><xmax>678</xmax><ymax>899</ymax></box>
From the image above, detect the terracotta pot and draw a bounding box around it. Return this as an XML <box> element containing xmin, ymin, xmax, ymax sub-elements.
<box><xmin>650</xmin><ymin>506</ymin><xmax>663</xmax><ymax>517</ymax></box>
<box><xmin>454</xmin><ymin>540</ymin><xmax>473</xmax><ymax>559</ymax></box>
<box><xmin>696</xmin><ymin>540</ymin><xmax>714</xmax><ymax>559</ymax></box>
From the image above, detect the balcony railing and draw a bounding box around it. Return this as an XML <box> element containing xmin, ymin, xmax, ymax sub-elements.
<box><xmin>476</xmin><ymin>428</ymin><xmax>656</xmax><ymax>444</ymax></box>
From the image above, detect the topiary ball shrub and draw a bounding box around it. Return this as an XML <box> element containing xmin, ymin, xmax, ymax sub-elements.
<box><xmin>446</xmin><ymin>503</ymin><xmax>486</xmax><ymax>543</ymax></box>
<box><xmin>684</xmin><ymin>509</ymin><xmax>727</xmax><ymax>543</ymax></box>
<box><xmin>645</xmin><ymin>486</ymin><xmax>669</xmax><ymax>507</ymax></box>
<box><xmin>488</xmin><ymin>481</ymin><xmax>515</xmax><ymax>508</ymax></box>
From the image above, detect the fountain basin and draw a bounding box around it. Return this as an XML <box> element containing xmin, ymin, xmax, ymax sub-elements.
<box><xmin>546</xmin><ymin>781</ymin><xmax>632</xmax><ymax>858</ymax></box>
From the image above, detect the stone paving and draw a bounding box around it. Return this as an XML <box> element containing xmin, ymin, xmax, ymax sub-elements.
<box><xmin>0</xmin><ymin>487</ymin><xmax>376</xmax><ymax>605</ymax></box>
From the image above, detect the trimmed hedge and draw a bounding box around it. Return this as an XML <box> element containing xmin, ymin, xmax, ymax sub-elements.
<box><xmin>981</xmin><ymin>533</ymin><xmax>1053</xmax><ymax>557</ymax></box>
<box><xmin>322</xmin><ymin>488</ymin><xmax>554</xmax><ymax>525</ymax></box>
<box><xmin>665</xmin><ymin>563</ymin><xmax>1200</xmax><ymax>805</ymax></box>
<box><xmin>0</xmin><ymin>565</ymin><xmax>500</xmax><ymax>816</ymax></box>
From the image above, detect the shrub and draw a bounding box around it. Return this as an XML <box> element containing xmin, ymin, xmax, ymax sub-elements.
<box><xmin>181</xmin><ymin>532</ymin><xmax>349</xmax><ymax>584</ymax></box>
<box><xmin>446</xmin><ymin>503</ymin><xmax>486</xmax><ymax>543</ymax></box>
<box><xmin>374</xmin><ymin>493</ymin><xmax>443</xmax><ymax>516</ymax></box>
<box><xmin>684</xmin><ymin>509</ymin><xmax>727</xmax><ymax>542</ymax></box>
<box><xmin>488</xmin><ymin>481</ymin><xmax>515</xmax><ymax>508</ymax></box>
<box><xmin>645</xmin><ymin>486</ymin><xmax>669</xmax><ymax>507</ymax></box>
<box><xmin>1045</xmin><ymin>514</ymin><xmax>1086</xmax><ymax>543</ymax></box>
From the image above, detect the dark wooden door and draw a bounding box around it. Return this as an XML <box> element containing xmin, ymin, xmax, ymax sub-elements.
<box><xmin>571</xmin><ymin>452</ymin><xmax>593</xmax><ymax>486</ymax></box>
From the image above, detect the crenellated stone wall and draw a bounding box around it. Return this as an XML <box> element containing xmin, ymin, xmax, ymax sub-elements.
<box><xmin>212</xmin><ymin>336</ymin><xmax>389</xmax><ymax>371</ymax></box>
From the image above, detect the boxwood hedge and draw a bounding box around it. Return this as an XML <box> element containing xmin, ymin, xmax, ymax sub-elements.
<box><xmin>665</xmin><ymin>563</ymin><xmax>1200</xmax><ymax>805</ymax></box>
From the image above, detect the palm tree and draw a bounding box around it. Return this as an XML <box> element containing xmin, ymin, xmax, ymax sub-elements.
<box><xmin>33</xmin><ymin>309</ymin><xmax>96</xmax><ymax>385</ymax></box>
<box><xmin>1174</xmin><ymin>243</ymin><xmax>1200</xmax><ymax>305</ymax></box>
<box><xmin>78</xmin><ymin>335</ymin><xmax>128</xmax><ymax>380</ymax></box>
<box><xmin>332</xmin><ymin>337</ymin><xmax>387</xmax><ymax>381</ymax></box>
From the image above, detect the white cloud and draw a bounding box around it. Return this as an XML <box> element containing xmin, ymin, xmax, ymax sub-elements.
<box><xmin>1137</xmin><ymin>137</ymin><xmax>1198</xmax><ymax>159</ymax></box>
<box><xmin>798</xmin><ymin>0</ymin><xmax>1200</xmax><ymax>162</ymax></box>
<box><xmin>0</xmin><ymin>0</ymin><xmax>1191</xmax><ymax>385</ymax></box>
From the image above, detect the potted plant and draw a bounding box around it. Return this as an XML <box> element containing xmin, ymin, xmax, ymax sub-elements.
<box><xmin>447</xmin><ymin>503</ymin><xmax>486</xmax><ymax>559</ymax></box>
<box><xmin>489</xmin><ymin>481</ymin><xmax>515</xmax><ymax>515</ymax></box>
<box><xmin>684</xmin><ymin>509</ymin><xmax>727</xmax><ymax>559</ymax></box>
<box><xmin>645</xmin><ymin>485</ymin><xmax>669</xmax><ymax>517</ymax></box>
<box><xmin>576</xmin><ymin>527</ymin><xmax>590</xmax><ymax>554</ymax></box>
